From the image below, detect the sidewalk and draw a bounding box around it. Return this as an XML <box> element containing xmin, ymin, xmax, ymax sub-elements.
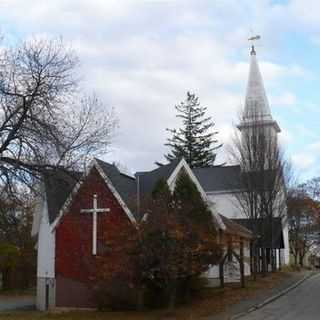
<box><xmin>205</xmin><ymin>270</ymin><xmax>315</xmax><ymax>320</ymax></box>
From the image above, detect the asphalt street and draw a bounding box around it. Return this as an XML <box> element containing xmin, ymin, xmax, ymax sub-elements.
<box><xmin>242</xmin><ymin>273</ymin><xmax>320</xmax><ymax>320</ymax></box>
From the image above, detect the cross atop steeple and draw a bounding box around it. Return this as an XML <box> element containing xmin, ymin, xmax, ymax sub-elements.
<box><xmin>250</xmin><ymin>45</ymin><xmax>256</xmax><ymax>55</ymax></box>
<box><xmin>248</xmin><ymin>34</ymin><xmax>260</xmax><ymax>56</ymax></box>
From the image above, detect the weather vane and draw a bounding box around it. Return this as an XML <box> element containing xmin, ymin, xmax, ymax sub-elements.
<box><xmin>248</xmin><ymin>35</ymin><xmax>261</xmax><ymax>55</ymax></box>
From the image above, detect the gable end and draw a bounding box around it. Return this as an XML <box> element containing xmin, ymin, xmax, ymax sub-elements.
<box><xmin>50</xmin><ymin>160</ymin><xmax>136</xmax><ymax>231</ymax></box>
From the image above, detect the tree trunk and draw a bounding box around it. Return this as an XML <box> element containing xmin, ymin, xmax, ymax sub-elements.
<box><xmin>271</xmin><ymin>249</ymin><xmax>276</xmax><ymax>272</ymax></box>
<box><xmin>261</xmin><ymin>248</ymin><xmax>267</xmax><ymax>277</ymax></box>
<box><xmin>240</xmin><ymin>239</ymin><xmax>245</xmax><ymax>288</ymax></box>
<box><xmin>257</xmin><ymin>248</ymin><xmax>261</xmax><ymax>273</ymax></box>
<box><xmin>168</xmin><ymin>280</ymin><xmax>177</xmax><ymax>311</ymax></box>
<box><xmin>252</xmin><ymin>243</ymin><xmax>257</xmax><ymax>281</ymax></box>
<box><xmin>136</xmin><ymin>287</ymin><xmax>145</xmax><ymax>311</ymax></box>
<box><xmin>299</xmin><ymin>254</ymin><xmax>304</xmax><ymax>268</ymax></box>
<box><xmin>1</xmin><ymin>268</ymin><xmax>14</xmax><ymax>291</ymax></box>
<box><xmin>278</xmin><ymin>249</ymin><xmax>282</xmax><ymax>271</ymax></box>
<box><xmin>219</xmin><ymin>260</ymin><xmax>225</xmax><ymax>288</ymax></box>
<box><xmin>183</xmin><ymin>277</ymin><xmax>192</xmax><ymax>304</ymax></box>
<box><xmin>250</xmin><ymin>242</ymin><xmax>253</xmax><ymax>274</ymax></box>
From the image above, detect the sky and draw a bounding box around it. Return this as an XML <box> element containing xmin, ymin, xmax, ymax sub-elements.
<box><xmin>1</xmin><ymin>0</ymin><xmax>320</xmax><ymax>181</ymax></box>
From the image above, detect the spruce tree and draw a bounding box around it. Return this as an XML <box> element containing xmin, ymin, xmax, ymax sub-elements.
<box><xmin>173</xmin><ymin>169</ymin><xmax>214</xmax><ymax>228</ymax></box>
<box><xmin>152</xmin><ymin>178</ymin><xmax>171</xmax><ymax>201</ymax></box>
<box><xmin>165</xmin><ymin>92</ymin><xmax>222</xmax><ymax>168</ymax></box>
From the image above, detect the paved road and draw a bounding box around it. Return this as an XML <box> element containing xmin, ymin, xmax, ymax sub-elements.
<box><xmin>242</xmin><ymin>273</ymin><xmax>320</xmax><ymax>320</ymax></box>
<box><xmin>0</xmin><ymin>295</ymin><xmax>35</xmax><ymax>312</ymax></box>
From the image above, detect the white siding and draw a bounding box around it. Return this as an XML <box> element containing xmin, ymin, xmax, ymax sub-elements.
<box><xmin>36</xmin><ymin>193</ymin><xmax>56</xmax><ymax>310</ymax></box>
<box><xmin>37</xmin><ymin>196</ymin><xmax>55</xmax><ymax>278</ymax></box>
<box><xmin>283</xmin><ymin>223</ymin><xmax>290</xmax><ymax>264</ymax></box>
<box><xmin>207</xmin><ymin>192</ymin><xmax>245</xmax><ymax>219</ymax></box>
<box><xmin>207</xmin><ymin>190</ymin><xmax>290</xmax><ymax>266</ymax></box>
<box><xmin>205</xmin><ymin>242</ymin><xmax>251</xmax><ymax>284</ymax></box>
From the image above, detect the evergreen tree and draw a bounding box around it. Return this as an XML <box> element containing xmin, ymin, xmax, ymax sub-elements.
<box><xmin>165</xmin><ymin>92</ymin><xmax>222</xmax><ymax>168</ymax></box>
<box><xmin>152</xmin><ymin>178</ymin><xmax>171</xmax><ymax>202</ymax></box>
<box><xmin>173</xmin><ymin>169</ymin><xmax>215</xmax><ymax>228</ymax></box>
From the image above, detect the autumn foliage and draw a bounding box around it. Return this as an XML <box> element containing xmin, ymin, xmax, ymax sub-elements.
<box><xmin>93</xmin><ymin>169</ymin><xmax>222</xmax><ymax>309</ymax></box>
<box><xmin>287</xmin><ymin>187</ymin><xmax>320</xmax><ymax>267</ymax></box>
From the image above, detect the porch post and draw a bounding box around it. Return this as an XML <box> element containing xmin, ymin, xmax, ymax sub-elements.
<box><xmin>219</xmin><ymin>260</ymin><xmax>224</xmax><ymax>288</ymax></box>
<box><xmin>240</xmin><ymin>238</ymin><xmax>245</xmax><ymax>288</ymax></box>
<box><xmin>250</xmin><ymin>241</ymin><xmax>253</xmax><ymax>273</ymax></box>
<box><xmin>219</xmin><ymin>230</ymin><xmax>225</xmax><ymax>288</ymax></box>
<box><xmin>278</xmin><ymin>249</ymin><xmax>282</xmax><ymax>271</ymax></box>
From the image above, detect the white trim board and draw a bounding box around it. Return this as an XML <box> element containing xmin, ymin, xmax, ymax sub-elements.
<box><xmin>206</xmin><ymin>188</ymin><xmax>245</xmax><ymax>195</ymax></box>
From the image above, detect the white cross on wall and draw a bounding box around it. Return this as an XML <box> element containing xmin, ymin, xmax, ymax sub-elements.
<box><xmin>81</xmin><ymin>194</ymin><xmax>110</xmax><ymax>255</ymax></box>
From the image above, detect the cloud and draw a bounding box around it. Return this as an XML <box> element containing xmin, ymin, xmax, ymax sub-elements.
<box><xmin>270</xmin><ymin>92</ymin><xmax>297</xmax><ymax>107</ymax></box>
<box><xmin>292</xmin><ymin>153</ymin><xmax>316</xmax><ymax>171</ymax></box>
<box><xmin>308</xmin><ymin>142</ymin><xmax>320</xmax><ymax>153</ymax></box>
<box><xmin>287</xmin><ymin>0</ymin><xmax>320</xmax><ymax>30</ymax></box>
<box><xmin>279</xmin><ymin>129</ymin><xmax>293</xmax><ymax>147</ymax></box>
<box><xmin>290</xmin><ymin>140</ymin><xmax>320</xmax><ymax>180</ymax></box>
<box><xmin>0</xmin><ymin>0</ymin><xmax>317</xmax><ymax>176</ymax></box>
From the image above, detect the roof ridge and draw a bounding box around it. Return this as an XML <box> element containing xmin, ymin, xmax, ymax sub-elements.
<box><xmin>94</xmin><ymin>158</ymin><xmax>120</xmax><ymax>171</ymax></box>
<box><xmin>135</xmin><ymin>158</ymin><xmax>181</xmax><ymax>177</ymax></box>
<box><xmin>193</xmin><ymin>165</ymin><xmax>240</xmax><ymax>170</ymax></box>
<box><xmin>119</xmin><ymin>172</ymin><xmax>136</xmax><ymax>180</ymax></box>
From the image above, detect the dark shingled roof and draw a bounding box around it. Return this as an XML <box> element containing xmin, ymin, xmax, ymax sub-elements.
<box><xmin>193</xmin><ymin>165</ymin><xmax>242</xmax><ymax>192</ymax></box>
<box><xmin>43</xmin><ymin>159</ymin><xmax>182</xmax><ymax>225</ymax></box>
<box><xmin>232</xmin><ymin>218</ymin><xmax>284</xmax><ymax>249</ymax></box>
<box><xmin>44</xmin><ymin>158</ymin><xmax>261</xmax><ymax>238</ymax></box>
<box><xmin>43</xmin><ymin>169</ymin><xmax>81</xmax><ymax>224</ymax></box>
<box><xmin>44</xmin><ymin>160</ymin><xmax>139</xmax><ymax>224</ymax></box>
<box><xmin>135</xmin><ymin>158</ymin><xmax>181</xmax><ymax>196</ymax></box>
<box><xmin>94</xmin><ymin>159</ymin><xmax>137</xmax><ymax>213</ymax></box>
<box><xmin>219</xmin><ymin>214</ymin><xmax>252</xmax><ymax>239</ymax></box>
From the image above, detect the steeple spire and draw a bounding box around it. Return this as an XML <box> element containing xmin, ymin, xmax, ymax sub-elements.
<box><xmin>244</xmin><ymin>46</ymin><xmax>273</xmax><ymax>122</ymax></box>
<box><xmin>238</xmin><ymin>45</ymin><xmax>280</xmax><ymax>132</ymax></box>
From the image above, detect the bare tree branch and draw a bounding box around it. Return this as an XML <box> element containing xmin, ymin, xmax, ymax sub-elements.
<box><xmin>0</xmin><ymin>37</ymin><xmax>118</xmax><ymax>195</ymax></box>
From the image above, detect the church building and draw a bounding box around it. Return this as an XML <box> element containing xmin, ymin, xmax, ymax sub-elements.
<box><xmin>32</xmin><ymin>157</ymin><xmax>252</xmax><ymax>310</ymax></box>
<box><xmin>32</xmin><ymin>46</ymin><xmax>289</xmax><ymax>310</ymax></box>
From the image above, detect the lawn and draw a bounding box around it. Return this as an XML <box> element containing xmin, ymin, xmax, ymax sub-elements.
<box><xmin>0</xmin><ymin>272</ymin><xmax>290</xmax><ymax>320</ymax></box>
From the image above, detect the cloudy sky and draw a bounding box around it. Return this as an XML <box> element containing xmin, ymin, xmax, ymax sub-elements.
<box><xmin>1</xmin><ymin>0</ymin><xmax>320</xmax><ymax>180</ymax></box>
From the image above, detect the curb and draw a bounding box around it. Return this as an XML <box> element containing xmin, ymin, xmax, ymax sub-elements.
<box><xmin>230</xmin><ymin>272</ymin><xmax>318</xmax><ymax>320</ymax></box>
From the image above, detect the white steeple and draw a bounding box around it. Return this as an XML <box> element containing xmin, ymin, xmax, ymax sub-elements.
<box><xmin>238</xmin><ymin>45</ymin><xmax>280</xmax><ymax>132</ymax></box>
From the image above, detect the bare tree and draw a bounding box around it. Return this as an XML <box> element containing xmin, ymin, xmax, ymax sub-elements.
<box><xmin>300</xmin><ymin>177</ymin><xmax>320</xmax><ymax>201</ymax></box>
<box><xmin>0</xmin><ymin>37</ymin><xmax>117</xmax><ymax>195</ymax></box>
<box><xmin>228</xmin><ymin>110</ymin><xmax>289</xmax><ymax>276</ymax></box>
